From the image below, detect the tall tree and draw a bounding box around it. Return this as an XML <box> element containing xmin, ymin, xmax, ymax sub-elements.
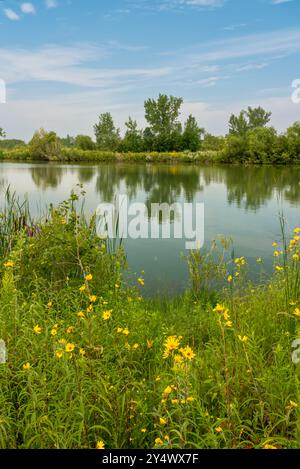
<box><xmin>182</xmin><ymin>115</ymin><xmax>204</xmax><ymax>151</ymax></box>
<box><xmin>0</xmin><ymin>128</ymin><xmax>6</xmax><ymax>139</ymax></box>
<box><xmin>94</xmin><ymin>113</ymin><xmax>120</xmax><ymax>150</ymax></box>
<box><xmin>122</xmin><ymin>117</ymin><xmax>143</xmax><ymax>152</ymax></box>
<box><xmin>247</xmin><ymin>106</ymin><xmax>272</xmax><ymax>129</ymax></box>
<box><xmin>229</xmin><ymin>106</ymin><xmax>272</xmax><ymax>137</ymax></box>
<box><xmin>229</xmin><ymin>111</ymin><xmax>249</xmax><ymax>137</ymax></box>
<box><xmin>144</xmin><ymin>94</ymin><xmax>183</xmax><ymax>151</ymax></box>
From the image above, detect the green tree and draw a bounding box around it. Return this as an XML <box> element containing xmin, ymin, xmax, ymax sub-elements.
<box><xmin>182</xmin><ymin>115</ymin><xmax>204</xmax><ymax>151</ymax></box>
<box><xmin>144</xmin><ymin>94</ymin><xmax>183</xmax><ymax>151</ymax></box>
<box><xmin>247</xmin><ymin>106</ymin><xmax>272</xmax><ymax>129</ymax></box>
<box><xmin>247</xmin><ymin>127</ymin><xmax>277</xmax><ymax>163</ymax></box>
<box><xmin>142</xmin><ymin>127</ymin><xmax>155</xmax><ymax>152</ymax></box>
<box><xmin>29</xmin><ymin>128</ymin><xmax>62</xmax><ymax>161</ymax></box>
<box><xmin>229</xmin><ymin>106</ymin><xmax>272</xmax><ymax>136</ymax></box>
<box><xmin>228</xmin><ymin>111</ymin><xmax>249</xmax><ymax>137</ymax></box>
<box><xmin>122</xmin><ymin>117</ymin><xmax>143</xmax><ymax>152</ymax></box>
<box><xmin>94</xmin><ymin>113</ymin><xmax>120</xmax><ymax>150</ymax></box>
<box><xmin>222</xmin><ymin>135</ymin><xmax>249</xmax><ymax>163</ymax></box>
<box><xmin>0</xmin><ymin>128</ymin><xmax>6</xmax><ymax>139</ymax></box>
<box><xmin>202</xmin><ymin>133</ymin><xmax>225</xmax><ymax>151</ymax></box>
<box><xmin>75</xmin><ymin>135</ymin><xmax>95</xmax><ymax>150</ymax></box>
<box><xmin>58</xmin><ymin>135</ymin><xmax>75</xmax><ymax>147</ymax></box>
<box><xmin>285</xmin><ymin>122</ymin><xmax>300</xmax><ymax>162</ymax></box>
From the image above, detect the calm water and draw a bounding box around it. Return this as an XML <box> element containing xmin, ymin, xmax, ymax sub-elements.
<box><xmin>1</xmin><ymin>162</ymin><xmax>300</xmax><ymax>295</ymax></box>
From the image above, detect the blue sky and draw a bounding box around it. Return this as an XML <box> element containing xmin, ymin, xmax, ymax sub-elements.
<box><xmin>0</xmin><ymin>0</ymin><xmax>300</xmax><ymax>140</ymax></box>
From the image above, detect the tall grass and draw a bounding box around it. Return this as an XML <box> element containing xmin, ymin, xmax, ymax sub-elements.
<box><xmin>0</xmin><ymin>194</ymin><xmax>300</xmax><ymax>449</ymax></box>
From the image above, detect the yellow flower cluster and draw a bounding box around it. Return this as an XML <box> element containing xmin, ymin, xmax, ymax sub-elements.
<box><xmin>162</xmin><ymin>335</ymin><xmax>182</xmax><ymax>359</ymax></box>
<box><xmin>213</xmin><ymin>304</ymin><xmax>232</xmax><ymax>328</ymax></box>
<box><xmin>288</xmin><ymin>231</ymin><xmax>300</xmax><ymax>262</ymax></box>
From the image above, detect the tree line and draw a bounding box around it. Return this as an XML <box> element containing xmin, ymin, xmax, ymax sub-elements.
<box><xmin>1</xmin><ymin>94</ymin><xmax>300</xmax><ymax>163</ymax></box>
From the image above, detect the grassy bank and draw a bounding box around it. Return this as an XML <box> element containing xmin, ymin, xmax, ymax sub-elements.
<box><xmin>0</xmin><ymin>192</ymin><xmax>300</xmax><ymax>449</ymax></box>
<box><xmin>0</xmin><ymin>147</ymin><xmax>223</xmax><ymax>164</ymax></box>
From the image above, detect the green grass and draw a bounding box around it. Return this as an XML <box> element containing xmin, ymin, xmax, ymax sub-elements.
<box><xmin>0</xmin><ymin>191</ymin><xmax>300</xmax><ymax>449</ymax></box>
<box><xmin>0</xmin><ymin>147</ymin><xmax>223</xmax><ymax>164</ymax></box>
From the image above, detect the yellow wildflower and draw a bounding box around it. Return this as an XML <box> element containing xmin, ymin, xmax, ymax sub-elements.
<box><xmin>155</xmin><ymin>438</ymin><xmax>163</xmax><ymax>446</ymax></box>
<box><xmin>227</xmin><ymin>275</ymin><xmax>233</xmax><ymax>283</ymax></box>
<box><xmin>174</xmin><ymin>354</ymin><xmax>184</xmax><ymax>365</ymax></box>
<box><xmin>137</xmin><ymin>277</ymin><xmax>145</xmax><ymax>286</ymax></box>
<box><xmin>47</xmin><ymin>301</ymin><xmax>53</xmax><ymax>308</ymax></box>
<box><xmin>290</xmin><ymin>400</ymin><xmax>298</xmax><ymax>408</ymax></box>
<box><xmin>163</xmin><ymin>335</ymin><xmax>181</xmax><ymax>358</ymax></box>
<box><xmin>215</xmin><ymin>427</ymin><xmax>223</xmax><ymax>433</ymax></box>
<box><xmin>65</xmin><ymin>343</ymin><xmax>75</xmax><ymax>353</ymax></box>
<box><xmin>223</xmin><ymin>309</ymin><xmax>230</xmax><ymax>321</ymax></box>
<box><xmin>225</xmin><ymin>321</ymin><xmax>233</xmax><ymax>328</ymax></box>
<box><xmin>171</xmin><ymin>399</ymin><xmax>179</xmax><ymax>405</ymax></box>
<box><xmin>4</xmin><ymin>261</ymin><xmax>14</xmax><ymax>268</ymax></box>
<box><xmin>159</xmin><ymin>417</ymin><xmax>167</xmax><ymax>425</ymax></box>
<box><xmin>117</xmin><ymin>327</ymin><xmax>123</xmax><ymax>333</ymax></box>
<box><xmin>79</xmin><ymin>285</ymin><xmax>86</xmax><ymax>292</ymax></box>
<box><xmin>186</xmin><ymin>396</ymin><xmax>195</xmax><ymax>402</ymax></box>
<box><xmin>79</xmin><ymin>348</ymin><xmax>86</xmax><ymax>357</ymax></box>
<box><xmin>180</xmin><ymin>346</ymin><xmax>196</xmax><ymax>361</ymax></box>
<box><xmin>89</xmin><ymin>295</ymin><xmax>97</xmax><ymax>303</ymax></box>
<box><xmin>238</xmin><ymin>335</ymin><xmax>249</xmax><ymax>343</ymax></box>
<box><xmin>147</xmin><ymin>339</ymin><xmax>154</xmax><ymax>349</ymax></box>
<box><xmin>87</xmin><ymin>305</ymin><xmax>93</xmax><ymax>313</ymax></box>
<box><xmin>67</xmin><ymin>326</ymin><xmax>75</xmax><ymax>334</ymax></box>
<box><xmin>56</xmin><ymin>350</ymin><xmax>63</xmax><ymax>359</ymax></box>
<box><xmin>122</xmin><ymin>328</ymin><xmax>130</xmax><ymax>336</ymax></box>
<box><xmin>51</xmin><ymin>328</ymin><xmax>58</xmax><ymax>337</ymax></box>
<box><xmin>133</xmin><ymin>343</ymin><xmax>139</xmax><ymax>350</ymax></box>
<box><xmin>263</xmin><ymin>443</ymin><xmax>278</xmax><ymax>450</ymax></box>
<box><xmin>141</xmin><ymin>429</ymin><xmax>147</xmax><ymax>433</ymax></box>
<box><xmin>85</xmin><ymin>274</ymin><xmax>93</xmax><ymax>282</ymax></box>
<box><xmin>33</xmin><ymin>325</ymin><xmax>42</xmax><ymax>335</ymax></box>
<box><xmin>162</xmin><ymin>386</ymin><xmax>172</xmax><ymax>397</ymax></box>
<box><xmin>213</xmin><ymin>304</ymin><xmax>226</xmax><ymax>314</ymax></box>
<box><xmin>294</xmin><ymin>308</ymin><xmax>300</xmax><ymax>318</ymax></box>
<box><xmin>102</xmin><ymin>310</ymin><xmax>112</xmax><ymax>320</ymax></box>
<box><xmin>96</xmin><ymin>440</ymin><xmax>105</xmax><ymax>450</ymax></box>
<box><xmin>77</xmin><ymin>311</ymin><xmax>85</xmax><ymax>319</ymax></box>
<box><xmin>22</xmin><ymin>362</ymin><xmax>31</xmax><ymax>370</ymax></box>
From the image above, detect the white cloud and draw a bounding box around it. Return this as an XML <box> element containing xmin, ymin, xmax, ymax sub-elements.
<box><xmin>21</xmin><ymin>3</ymin><xmax>36</xmax><ymax>14</ymax></box>
<box><xmin>236</xmin><ymin>63</ymin><xmax>269</xmax><ymax>72</ymax></box>
<box><xmin>186</xmin><ymin>29</ymin><xmax>300</xmax><ymax>63</ymax></box>
<box><xmin>182</xmin><ymin>0</ymin><xmax>224</xmax><ymax>5</ymax></box>
<box><xmin>45</xmin><ymin>0</ymin><xmax>58</xmax><ymax>8</ymax></box>
<box><xmin>0</xmin><ymin>44</ymin><xmax>172</xmax><ymax>88</ymax></box>
<box><xmin>3</xmin><ymin>8</ymin><xmax>20</xmax><ymax>21</ymax></box>
<box><xmin>271</xmin><ymin>0</ymin><xmax>292</xmax><ymax>4</ymax></box>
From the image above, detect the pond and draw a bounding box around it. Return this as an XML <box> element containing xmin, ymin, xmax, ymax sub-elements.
<box><xmin>1</xmin><ymin>161</ymin><xmax>300</xmax><ymax>295</ymax></box>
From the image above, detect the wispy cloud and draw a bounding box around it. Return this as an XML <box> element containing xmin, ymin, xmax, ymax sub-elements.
<box><xmin>21</xmin><ymin>3</ymin><xmax>36</xmax><ymax>14</ymax></box>
<box><xmin>271</xmin><ymin>0</ymin><xmax>292</xmax><ymax>4</ymax></box>
<box><xmin>3</xmin><ymin>8</ymin><xmax>20</xmax><ymax>21</ymax></box>
<box><xmin>45</xmin><ymin>0</ymin><xmax>58</xmax><ymax>8</ymax></box>
<box><xmin>186</xmin><ymin>29</ymin><xmax>300</xmax><ymax>63</ymax></box>
<box><xmin>0</xmin><ymin>43</ymin><xmax>172</xmax><ymax>88</ymax></box>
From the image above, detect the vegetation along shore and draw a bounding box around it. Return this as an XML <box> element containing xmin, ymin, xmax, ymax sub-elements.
<box><xmin>0</xmin><ymin>189</ymin><xmax>300</xmax><ymax>449</ymax></box>
<box><xmin>1</xmin><ymin>94</ymin><xmax>300</xmax><ymax>165</ymax></box>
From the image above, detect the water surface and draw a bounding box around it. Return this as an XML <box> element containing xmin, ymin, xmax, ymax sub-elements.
<box><xmin>1</xmin><ymin>162</ymin><xmax>300</xmax><ymax>295</ymax></box>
